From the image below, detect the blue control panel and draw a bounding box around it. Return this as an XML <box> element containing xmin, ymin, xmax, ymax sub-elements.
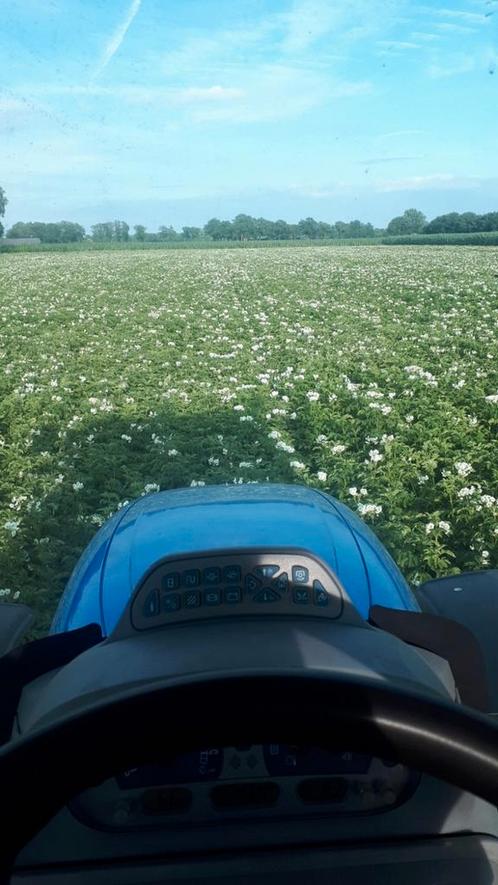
<box><xmin>130</xmin><ymin>550</ymin><xmax>344</xmax><ymax>630</ymax></box>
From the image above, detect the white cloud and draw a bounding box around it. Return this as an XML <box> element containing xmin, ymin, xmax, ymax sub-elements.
<box><xmin>431</xmin><ymin>8</ymin><xmax>486</xmax><ymax>24</ymax></box>
<box><xmin>186</xmin><ymin>66</ymin><xmax>372</xmax><ymax>124</ymax></box>
<box><xmin>92</xmin><ymin>0</ymin><xmax>142</xmax><ymax>80</ymax></box>
<box><xmin>376</xmin><ymin>129</ymin><xmax>425</xmax><ymax>140</ymax></box>
<box><xmin>376</xmin><ymin>173</ymin><xmax>482</xmax><ymax>192</ymax></box>
<box><xmin>410</xmin><ymin>31</ymin><xmax>441</xmax><ymax>41</ymax></box>
<box><xmin>376</xmin><ymin>40</ymin><xmax>422</xmax><ymax>49</ymax></box>
<box><xmin>280</xmin><ymin>1</ymin><xmax>345</xmax><ymax>53</ymax></box>
<box><xmin>175</xmin><ymin>86</ymin><xmax>244</xmax><ymax>103</ymax></box>
<box><xmin>0</xmin><ymin>97</ymin><xmax>28</xmax><ymax>113</ymax></box>
<box><xmin>427</xmin><ymin>55</ymin><xmax>476</xmax><ymax>77</ymax></box>
<box><xmin>435</xmin><ymin>21</ymin><xmax>478</xmax><ymax>33</ymax></box>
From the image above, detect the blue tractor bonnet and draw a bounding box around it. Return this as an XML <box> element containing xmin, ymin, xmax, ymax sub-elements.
<box><xmin>51</xmin><ymin>483</ymin><xmax>419</xmax><ymax>636</ymax></box>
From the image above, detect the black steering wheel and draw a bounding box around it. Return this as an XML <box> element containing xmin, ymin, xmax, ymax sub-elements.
<box><xmin>2</xmin><ymin>672</ymin><xmax>498</xmax><ymax>878</ymax></box>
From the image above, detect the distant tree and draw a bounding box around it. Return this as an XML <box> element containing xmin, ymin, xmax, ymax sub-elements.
<box><xmin>0</xmin><ymin>185</ymin><xmax>7</xmax><ymax>238</ymax></box>
<box><xmin>298</xmin><ymin>217</ymin><xmax>320</xmax><ymax>239</ymax></box>
<box><xmin>459</xmin><ymin>212</ymin><xmax>479</xmax><ymax>232</ymax></box>
<box><xmin>113</xmin><ymin>220</ymin><xmax>129</xmax><ymax>241</ymax></box>
<box><xmin>253</xmin><ymin>217</ymin><xmax>271</xmax><ymax>239</ymax></box>
<box><xmin>5</xmin><ymin>220</ymin><xmax>85</xmax><ymax>243</ymax></box>
<box><xmin>232</xmin><ymin>213</ymin><xmax>256</xmax><ymax>240</ymax></box>
<box><xmin>181</xmin><ymin>226</ymin><xmax>202</xmax><ymax>240</ymax></box>
<box><xmin>334</xmin><ymin>221</ymin><xmax>350</xmax><ymax>238</ymax></box>
<box><xmin>6</xmin><ymin>222</ymin><xmax>30</xmax><ymax>239</ymax></box>
<box><xmin>157</xmin><ymin>225</ymin><xmax>178</xmax><ymax>241</ymax></box>
<box><xmin>91</xmin><ymin>222</ymin><xmax>114</xmax><ymax>242</ymax></box>
<box><xmin>204</xmin><ymin>218</ymin><xmax>233</xmax><ymax>240</ymax></box>
<box><xmin>387</xmin><ymin>208</ymin><xmax>427</xmax><ymax>235</ymax></box>
<box><xmin>317</xmin><ymin>221</ymin><xmax>335</xmax><ymax>239</ymax></box>
<box><xmin>134</xmin><ymin>224</ymin><xmax>146</xmax><ymax>241</ymax></box>
<box><xmin>204</xmin><ymin>218</ymin><xmax>224</xmax><ymax>240</ymax></box>
<box><xmin>477</xmin><ymin>211</ymin><xmax>498</xmax><ymax>232</ymax></box>
<box><xmin>273</xmin><ymin>219</ymin><xmax>291</xmax><ymax>240</ymax></box>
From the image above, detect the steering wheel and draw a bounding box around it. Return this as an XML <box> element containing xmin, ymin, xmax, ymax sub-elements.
<box><xmin>2</xmin><ymin>672</ymin><xmax>498</xmax><ymax>878</ymax></box>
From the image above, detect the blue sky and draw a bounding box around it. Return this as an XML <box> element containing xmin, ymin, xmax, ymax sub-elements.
<box><xmin>1</xmin><ymin>0</ymin><xmax>497</xmax><ymax>231</ymax></box>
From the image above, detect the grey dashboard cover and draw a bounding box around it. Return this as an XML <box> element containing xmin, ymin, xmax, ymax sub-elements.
<box><xmin>0</xmin><ymin>603</ymin><xmax>33</xmax><ymax>655</ymax></box>
<box><xmin>416</xmin><ymin>571</ymin><xmax>498</xmax><ymax>713</ymax></box>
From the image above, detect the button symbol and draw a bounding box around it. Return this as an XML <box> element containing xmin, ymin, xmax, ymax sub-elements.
<box><xmin>245</xmin><ymin>574</ymin><xmax>262</xmax><ymax>593</ymax></box>
<box><xmin>203</xmin><ymin>567</ymin><xmax>221</xmax><ymax>585</ymax></box>
<box><xmin>162</xmin><ymin>572</ymin><xmax>179</xmax><ymax>591</ymax></box>
<box><xmin>272</xmin><ymin>572</ymin><xmax>288</xmax><ymax>592</ymax></box>
<box><xmin>183</xmin><ymin>569</ymin><xmax>200</xmax><ymax>588</ymax></box>
<box><xmin>142</xmin><ymin>589</ymin><xmax>159</xmax><ymax>617</ymax></box>
<box><xmin>254</xmin><ymin>564</ymin><xmax>279</xmax><ymax>580</ymax></box>
<box><xmin>162</xmin><ymin>593</ymin><xmax>180</xmax><ymax>613</ymax></box>
<box><xmin>254</xmin><ymin>588</ymin><xmax>281</xmax><ymax>603</ymax></box>
<box><xmin>184</xmin><ymin>590</ymin><xmax>201</xmax><ymax>608</ymax></box>
<box><xmin>313</xmin><ymin>580</ymin><xmax>329</xmax><ymax>606</ymax></box>
<box><xmin>223</xmin><ymin>565</ymin><xmax>241</xmax><ymax>583</ymax></box>
<box><xmin>292</xmin><ymin>566</ymin><xmax>309</xmax><ymax>584</ymax></box>
<box><xmin>204</xmin><ymin>589</ymin><xmax>221</xmax><ymax>605</ymax></box>
<box><xmin>293</xmin><ymin>588</ymin><xmax>309</xmax><ymax>604</ymax></box>
<box><xmin>224</xmin><ymin>588</ymin><xmax>242</xmax><ymax>604</ymax></box>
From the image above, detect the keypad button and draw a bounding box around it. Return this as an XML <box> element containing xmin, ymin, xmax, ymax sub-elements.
<box><xmin>162</xmin><ymin>572</ymin><xmax>180</xmax><ymax>591</ymax></box>
<box><xmin>203</xmin><ymin>567</ymin><xmax>222</xmax><ymax>586</ymax></box>
<box><xmin>254</xmin><ymin>588</ymin><xmax>281</xmax><ymax>603</ymax></box>
<box><xmin>272</xmin><ymin>572</ymin><xmax>289</xmax><ymax>592</ymax></box>
<box><xmin>204</xmin><ymin>589</ymin><xmax>221</xmax><ymax>606</ymax></box>
<box><xmin>142</xmin><ymin>589</ymin><xmax>159</xmax><ymax>618</ymax></box>
<box><xmin>293</xmin><ymin>588</ymin><xmax>310</xmax><ymax>604</ymax></box>
<box><xmin>313</xmin><ymin>580</ymin><xmax>329</xmax><ymax>606</ymax></box>
<box><xmin>182</xmin><ymin>569</ymin><xmax>200</xmax><ymax>588</ymax></box>
<box><xmin>224</xmin><ymin>587</ymin><xmax>242</xmax><ymax>604</ymax></box>
<box><xmin>245</xmin><ymin>574</ymin><xmax>262</xmax><ymax>593</ymax></box>
<box><xmin>162</xmin><ymin>592</ymin><xmax>181</xmax><ymax>613</ymax></box>
<box><xmin>292</xmin><ymin>566</ymin><xmax>309</xmax><ymax>584</ymax></box>
<box><xmin>254</xmin><ymin>564</ymin><xmax>279</xmax><ymax>580</ymax></box>
<box><xmin>183</xmin><ymin>590</ymin><xmax>201</xmax><ymax>608</ymax></box>
<box><xmin>223</xmin><ymin>565</ymin><xmax>241</xmax><ymax>584</ymax></box>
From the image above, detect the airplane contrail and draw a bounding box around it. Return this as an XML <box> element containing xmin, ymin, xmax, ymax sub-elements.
<box><xmin>92</xmin><ymin>0</ymin><xmax>142</xmax><ymax>80</ymax></box>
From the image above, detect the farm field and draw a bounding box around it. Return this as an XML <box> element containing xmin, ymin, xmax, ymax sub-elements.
<box><xmin>0</xmin><ymin>244</ymin><xmax>497</xmax><ymax>635</ymax></box>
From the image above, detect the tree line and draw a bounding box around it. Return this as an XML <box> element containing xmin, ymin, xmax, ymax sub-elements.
<box><xmin>2</xmin><ymin>192</ymin><xmax>498</xmax><ymax>243</ymax></box>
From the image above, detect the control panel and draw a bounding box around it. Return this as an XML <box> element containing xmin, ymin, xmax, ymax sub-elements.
<box><xmin>70</xmin><ymin>745</ymin><xmax>418</xmax><ymax>831</ymax></box>
<box><xmin>130</xmin><ymin>550</ymin><xmax>344</xmax><ymax>631</ymax></box>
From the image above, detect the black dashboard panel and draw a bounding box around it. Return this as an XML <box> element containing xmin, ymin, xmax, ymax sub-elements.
<box><xmin>70</xmin><ymin>745</ymin><xmax>418</xmax><ymax>831</ymax></box>
<box><xmin>127</xmin><ymin>550</ymin><xmax>345</xmax><ymax>633</ymax></box>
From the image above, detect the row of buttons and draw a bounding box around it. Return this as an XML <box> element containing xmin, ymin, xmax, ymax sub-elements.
<box><xmin>162</xmin><ymin>565</ymin><xmax>242</xmax><ymax>591</ymax></box>
<box><xmin>142</xmin><ymin>580</ymin><xmax>330</xmax><ymax>617</ymax></box>
<box><xmin>161</xmin><ymin>564</ymin><xmax>309</xmax><ymax>590</ymax></box>
<box><xmin>161</xmin><ymin>564</ymin><xmax>311</xmax><ymax>593</ymax></box>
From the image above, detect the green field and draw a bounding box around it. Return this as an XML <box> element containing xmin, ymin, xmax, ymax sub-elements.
<box><xmin>1</xmin><ymin>245</ymin><xmax>497</xmax><ymax>634</ymax></box>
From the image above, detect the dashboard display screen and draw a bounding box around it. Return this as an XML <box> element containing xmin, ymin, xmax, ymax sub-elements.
<box><xmin>116</xmin><ymin>746</ymin><xmax>373</xmax><ymax>789</ymax></box>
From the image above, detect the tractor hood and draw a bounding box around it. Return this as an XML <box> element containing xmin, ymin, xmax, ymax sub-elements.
<box><xmin>52</xmin><ymin>484</ymin><xmax>418</xmax><ymax>636</ymax></box>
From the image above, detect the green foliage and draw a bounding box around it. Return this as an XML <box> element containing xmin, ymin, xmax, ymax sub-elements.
<box><xmin>387</xmin><ymin>208</ymin><xmax>427</xmax><ymax>236</ymax></box>
<box><xmin>0</xmin><ymin>245</ymin><xmax>497</xmax><ymax>635</ymax></box>
<box><xmin>133</xmin><ymin>224</ymin><xmax>146</xmax><ymax>242</ymax></box>
<box><xmin>0</xmin><ymin>185</ymin><xmax>7</xmax><ymax>220</ymax></box>
<box><xmin>382</xmin><ymin>231</ymin><xmax>498</xmax><ymax>246</ymax></box>
<box><xmin>6</xmin><ymin>220</ymin><xmax>85</xmax><ymax>243</ymax></box>
<box><xmin>425</xmin><ymin>211</ymin><xmax>498</xmax><ymax>234</ymax></box>
<box><xmin>91</xmin><ymin>220</ymin><xmax>129</xmax><ymax>242</ymax></box>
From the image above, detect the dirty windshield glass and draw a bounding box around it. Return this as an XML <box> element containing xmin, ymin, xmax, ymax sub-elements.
<box><xmin>0</xmin><ymin>0</ymin><xmax>497</xmax><ymax>634</ymax></box>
